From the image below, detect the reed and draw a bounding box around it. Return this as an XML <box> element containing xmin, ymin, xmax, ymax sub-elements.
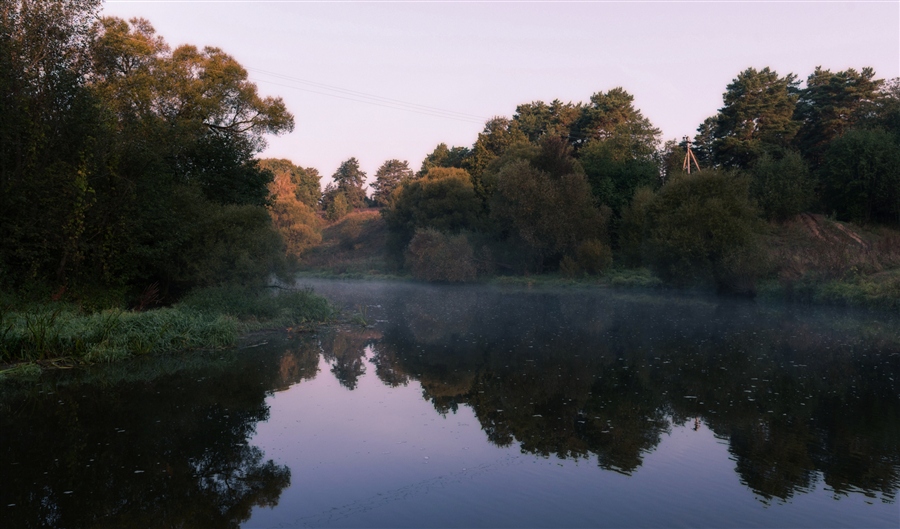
<box><xmin>0</xmin><ymin>286</ymin><xmax>336</xmax><ymax>368</ymax></box>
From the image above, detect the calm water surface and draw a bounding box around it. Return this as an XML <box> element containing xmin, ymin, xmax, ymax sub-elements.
<box><xmin>2</xmin><ymin>279</ymin><xmax>899</xmax><ymax>528</ymax></box>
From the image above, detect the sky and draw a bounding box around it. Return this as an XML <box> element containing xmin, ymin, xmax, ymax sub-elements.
<box><xmin>101</xmin><ymin>1</ymin><xmax>900</xmax><ymax>188</ymax></box>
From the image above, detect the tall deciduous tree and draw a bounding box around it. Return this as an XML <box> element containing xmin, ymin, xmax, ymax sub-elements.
<box><xmin>581</xmin><ymin>145</ymin><xmax>660</xmax><ymax>219</ymax></box>
<box><xmin>371</xmin><ymin>159</ymin><xmax>414</xmax><ymax>207</ymax></box>
<box><xmin>267</xmin><ymin>165</ymin><xmax>322</xmax><ymax>259</ymax></box>
<box><xmin>709</xmin><ymin>67</ymin><xmax>800</xmax><ymax>169</ymax></box>
<box><xmin>490</xmin><ymin>138</ymin><xmax>608</xmax><ymax>270</ymax></box>
<box><xmin>0</xmin><ymin>8</ymin><xmax>297</xmax><ymax>297</ymax></box>
<box><xmin>0</xmin><ymin>0</ymin><xmax>105</xmax><ymax>284</ymax></box>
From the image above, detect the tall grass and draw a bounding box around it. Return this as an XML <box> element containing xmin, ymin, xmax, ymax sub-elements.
<box><xmin>0</xmin><ymin>286</ymin><xmax>336</xmax><ymax>368</ymax></box>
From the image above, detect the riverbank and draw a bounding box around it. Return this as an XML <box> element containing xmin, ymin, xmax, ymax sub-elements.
<box><xmin>0</xmin><ymin>286</ymin><xmax>337</xmax><ymax>378</ymax></box>
<box><xmin>297</xmin><ymin>210</ymin><xmax>900</xmax><ymax>311</ymax></box>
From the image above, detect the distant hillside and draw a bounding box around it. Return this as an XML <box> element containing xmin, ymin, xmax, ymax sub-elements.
<box><xmin>298</xmin><ymin>209</ymin><xmax>393</xmax><ymax>276</ymax></box>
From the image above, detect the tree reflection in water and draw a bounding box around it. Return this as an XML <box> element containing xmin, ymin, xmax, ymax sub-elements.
<box><xmin>2</xmin><ymin>283</ymin><xmax>898</xmax><ymax>525</ymax></box>
<box><xmin>308</xmin><ymin>281</ymin><xmax>900</xmax><ymax>504</ymax></box>
<box><xmin>0</xmin><ymin>338</ymin><xmax>321</xmax><ymax>528</ymax></box>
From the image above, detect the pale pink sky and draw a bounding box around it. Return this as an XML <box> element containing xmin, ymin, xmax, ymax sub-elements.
<box><xmin>103</xmin><ymin>1</ymin><xmax>900</xmax><ymax>188</ymax></box>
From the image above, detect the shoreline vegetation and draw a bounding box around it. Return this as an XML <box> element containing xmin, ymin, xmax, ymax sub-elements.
<box><xmin>296</xmin><ymin>209</ymin><xmax>900</xmax><ymax>310</ymax></box>
<box><xmin>0</xmin><ymin>287</ymin><xmax>336</xmax><ymax>378</ymax></box>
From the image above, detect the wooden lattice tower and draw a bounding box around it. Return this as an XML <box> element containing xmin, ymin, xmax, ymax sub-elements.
<box><xmin>682</xmin><ymin>135</ymin><xmax>701</xmax><ymax>174</ymax></box>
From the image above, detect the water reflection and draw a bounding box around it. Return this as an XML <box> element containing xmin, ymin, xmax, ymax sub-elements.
<box><xmin>305</xmin><ymin>280</ymin><xmax>900</xmax><ymax>504</ymax></box>
<box><xmin>0</xmin><ymin>345</ymin><xmax>307</xmax><ymax>528</ymax></box>
<box><xmin>2</xmin><ymin>281</ymin><xmax>898</xmax><ymax>526</ymax></box>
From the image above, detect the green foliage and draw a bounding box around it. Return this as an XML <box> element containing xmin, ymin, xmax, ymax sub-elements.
<box><xmin>577</xmin><ymin>239</ymin><xmax>613</xmax><ymax>275</ymax></box>
<box><xmin>691</xmin><ymin>117</ymin><xmax>718</xmax><ymax>168</ymax></box>
<box><xmin>750</xmin><ymin>150</ymin><xmax>815</xmax><ymax>221</ymax></box>
<box><xmin>266</xmin><ymin>160</ymin><xmax>323</xmax><ymax>259</ymax></box>
<box><xmin>618</xmin><ymin>187</ymin><xmax>657</xmax><ymax>266</ymax></box>
<box><xmin>329</xmin><ymin>157</ymin><xmax>368</xmax><ymax>209</ymax></box>
<box><xmin>371</xmin><ymin>159</ymin><xmax>414</xmax><ymax>207</ymax></box>
<box><xmin>820</xmin><ymin>128</ymin><xmax>900</xmax><ymax>225</ymax></box>
<box><xmin>382</xmin><ymin>167</ymin><xmax>483</xmax><ymax>259</ymax></box>
<box><xmin>260</xmin><ymin>158</ymin><xmax>321</xmax><ymax>209</ymax></box>
<box><xmin>570</xmin><ymin>88</ymin><xmax>661</xmax><ymax>156</ymax></box>
<box><xmin>464</xmin><ymin>117</ymin><xmax>528</xmax><ymax>179</ymax></box>
<box><xmin>417</xmin><ymin>143</ymin><xmax>470</xmax><ymax>177</ymax></box>
<box><xmin>0</xmin><ymin>11</ymin><xmax>295</xmax><ymax>300</ymax></box>
<box><xmin>268</xmin><ymin>198</ymin><xmax>322</xmax><ymax>259</ymax></box>
<box><xmin>641</xmin><ymin>170</ymin><xmax>765</xmax><ymax>293</ymax></box>
<box><xmin>404</xmin><ymin>229</ymin><xmax>477</xmax><ymax>283</ymax></box>
<box><xmin>710</xmin><ymin>67</ymin><xmax>801</xmax><ymax>168</ymax></box>
<box><xmin>0</xmin><ymin>286</ymin><xmax>334</xmax><ymax>363</ymax></box>
<box><xmin>0</xmin><ymin>304</ymin><xmax>236</xmax><ymax>363</ymax></box>
<box><xmin>794</xmin><ymin>67</ymin><xmax>883</xmax><ymax>166</ymax></box>
<box><xmin>560</xmin><ymin>239</ymin><xmax>613</xmax><ymax>278</ymax></box>
<box><xmin>490</xmin><ymin>139</ymin><xmax>609</xmax><ymax>270</ymax></box>
<box><xmin>869</xmin><ymin>78</ymin><xmax>900</xmax><ymax>136</ymax></box>
<box><xmin>606</xmin><ymin>268</ymin><xmax>663</xmax><ymax>289</ymax></box>
<box><xmin>579</xmin><ymin>140</ymin><xmax>661</xmax><ymax>215</ymax></box>
<box><xmin>323</xmin><ymin>185</ymin><xmax>352</xmax><ymax>222</ymax></box>
<box><xmin>513</xmin><ymin>99</ymin><xmax>581</xmax><ymax>142</ymax></box>
<box><xmin>336</xmin><ymin>216</ymin><xmax>367</xmax><ymax>251</ymax></box>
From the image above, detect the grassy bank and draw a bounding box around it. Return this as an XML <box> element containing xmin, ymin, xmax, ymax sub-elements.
<box><xmin>0</xmin><ymin>287</ymin><xmax>336</xmax><ymax>375</ymax></box>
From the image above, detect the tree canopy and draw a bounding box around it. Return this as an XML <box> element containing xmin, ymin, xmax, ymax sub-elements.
<box><xmin>705</xmin><ymin>67</ymin><xmax>800</xmax><ymax>168</ymax></box>
<box><xmin>0</xmin><ymin>5</ymin><xmax>295</xmax><ymax>300</ymax></box>
<box><xmin>371</xmin><ymin>159</ymin><xmax>414</xmax><ymax>207</ymax></box>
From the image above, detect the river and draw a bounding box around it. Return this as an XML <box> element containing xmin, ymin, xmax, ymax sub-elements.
<box><xmin>2</xmin><ymin>279</ymin><xmax>898</xmax><ymax>528</ymax></box>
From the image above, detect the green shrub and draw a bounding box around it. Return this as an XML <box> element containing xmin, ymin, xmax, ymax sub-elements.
<box><xmin>559</xmin><ymin>255</ymin><xmax>582</xmax><ymax>278</ymax></box>
<box><xmin>405</xmin><ymin>229</ymin><xmax>477</xmax><ymax>282</ymax></box>
<box><xmin>337</xmin><ymin>217</ymin><xmax>365</xmax><ymax>251</ymax></box>
<box><xmin>618</xmin><ymin>187</ymin><xmax>656</xmax><ymax>267</ymax></box>
<box><xmin>325</xmin><ymin>191</ymin><xmax>351</xmax><ymax>222</ymax></box>
<box><xmin>821</xmin><ymin>128</ymin><xmax>900</xmax><ymax>225</ymax></box>
<box><xmin>607</xmin><ymin>268</ymin><xmax>663</xmax><ymax>288</ymax></box>
<box><xmin>750</xmin><ymin>150</ymin><xmax>816</xmax><ymax>221</ymax></box>
<box><xmin>576</xmin><ymin>239</ymin><xmax>613</xmax><ymax>275</ymax></box>
<box><xmin>642</xmin><ymin>170</ymin><xmax>765</xmax><ymax>293</ymax></box>
<box><xmin>383</xmin><ymin>168</ymin><xmax>483</xmax><ymax>247</ymax></box>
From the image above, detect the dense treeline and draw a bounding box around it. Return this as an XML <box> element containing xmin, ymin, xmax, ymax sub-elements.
<box><xmin>342</xmin><ymin>65</ymin><xmax>900</xmax><ymax>292</ymax></box>
<box><xmin>0</xmin><ymin>1</ymin><xmax>301</xmax><ymax>304</ymax></box>
<box><xmin>4</xmin><ymin>2</ymin><xmax>899</xmax><ymax>302</ymax></box>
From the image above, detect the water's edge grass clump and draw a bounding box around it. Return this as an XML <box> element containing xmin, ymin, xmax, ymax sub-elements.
<box><xmin>0</xmin><ymin>286</ymin><xmax>337</xmax><ymax>377</ymax></box>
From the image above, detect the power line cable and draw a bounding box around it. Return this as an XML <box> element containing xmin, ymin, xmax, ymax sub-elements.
<box><xmin>250</xmin><ymin>76</ymin><xmax>487</xmax><ymax>124</ymax></box>
<box><xmin>89</xmin><ymin>31</ymin><xmax>491</xmax><ymax>125</ymax></box>
<box><xmin>247</xmin><ymin>67</ymin><xmax>490</xmax><ymax>122</ymax></box>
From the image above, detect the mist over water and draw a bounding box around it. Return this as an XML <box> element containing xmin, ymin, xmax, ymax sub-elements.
<box><xmin>2</xmin><ymin>279</ymin><xmax>898</xmax><ymax>527</ymax></box>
